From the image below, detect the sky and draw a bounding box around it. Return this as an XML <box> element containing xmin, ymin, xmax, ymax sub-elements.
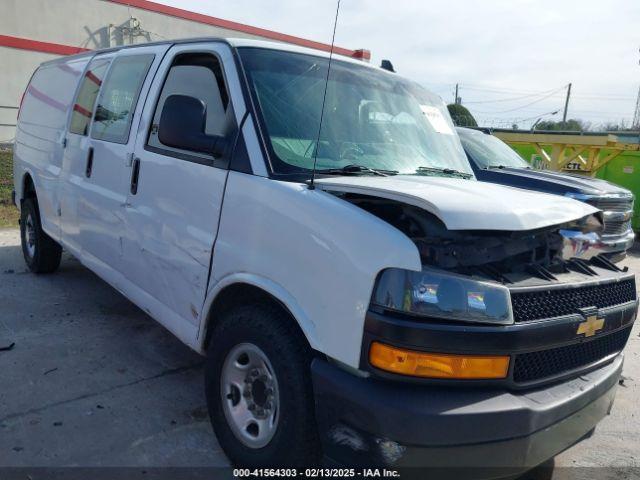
<box><xmin>155</xmin><ymin>0</ymin><xmax>640</xmax><ymax>129</ymax></box>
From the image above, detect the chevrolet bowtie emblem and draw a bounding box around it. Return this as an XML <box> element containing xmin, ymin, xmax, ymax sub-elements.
<box><xmin>577</xmin><ymin>315</ymin><xmax>605</xmax><ymax>337</ymax></box>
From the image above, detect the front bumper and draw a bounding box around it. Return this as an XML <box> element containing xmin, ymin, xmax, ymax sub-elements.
<box><xmin>599</xmin><ymin>229</ymin><xmax>636</xmax><ymax>256</ymax></box>
<box><xmin>312</xmin><ymin>354</ymin><xmax>621</xmax><ymax>475</ymax></box>
<box><xmin>561</xmin><ymin>228</ymin><xmax>635</xmax><ymax>261</ymax></box>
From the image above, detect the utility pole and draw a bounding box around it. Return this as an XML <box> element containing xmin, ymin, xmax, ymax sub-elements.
<box><xmin>454</xmin><ymin>83</ymin><xmax>459</xmax><ymax>105</ymax></box>
<box><xmin>562</xmin><ymin>83</ymin><xmax>572</xmax><ymax>124</ymax></box>
<box><xmin>633</xmin><ymin>85</ymin><xmax>640</xmax><ymax>129</ymax></box>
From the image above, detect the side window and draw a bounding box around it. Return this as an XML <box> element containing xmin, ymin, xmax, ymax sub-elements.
<box><xmin>91</xmin><ymin>54</ymin><xmax>154</xmax><ymax>144</ymax></box>
<box><xmin>69</xmin><ymin>57</ymin><xmax>111</xmax><ymax>136</ymax></box>
<box><xmin>147</xmin><ymin>53</ymin><xmax>230</xmax><ymax>159</ymax></box>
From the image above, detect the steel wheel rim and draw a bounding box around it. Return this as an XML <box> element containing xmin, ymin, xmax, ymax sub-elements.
<box><xmin>24</xmin><ymin>213</ymin><xmax>36</xmax><ymax>258</ymax></box>
<box><xmin>221</xmin><ymin>343</ymin><xmax>280</xmax><ymax>449</ymax></box>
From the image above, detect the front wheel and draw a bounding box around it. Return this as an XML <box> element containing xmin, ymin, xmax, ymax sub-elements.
<box><xmin>20</xmin><ymin>197</ymin><xmax>62</xmax><ymax>273</ymax></box>
<box><xmin>205</xmin><ymin>303</ymin><xmax>320</xmax><ymax>467</ymax></box>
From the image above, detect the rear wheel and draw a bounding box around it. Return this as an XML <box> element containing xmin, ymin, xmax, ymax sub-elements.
<box><xmin>205</xmin><ymin>303</ymin><xmax>320</xmax><ymax>467</ymax></box>
<box><xmin>20</xmin><ymin>197</ymin><xmax>62</xmax><ymax>273</ymax></box>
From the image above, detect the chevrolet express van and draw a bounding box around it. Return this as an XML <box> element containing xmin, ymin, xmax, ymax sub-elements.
<box><xmin>13</xmin><ymin>38</ymin><xmax>637</xmax><ymax>474</ymax></box>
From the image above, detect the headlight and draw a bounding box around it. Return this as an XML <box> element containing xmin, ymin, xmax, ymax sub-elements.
<box><xmin>371</xmin><ymin>268</ymin><xmax>513</xmax><ymax>325</ymax></box>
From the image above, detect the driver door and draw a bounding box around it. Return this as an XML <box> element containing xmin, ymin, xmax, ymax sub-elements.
<box><xmin>120</xmin><ymin>43</ymin><xmax>239</xmax><ymax>334</ymax></box>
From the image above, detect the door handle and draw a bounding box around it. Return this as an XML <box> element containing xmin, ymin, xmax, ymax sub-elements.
<box><xmin>85</xmin><ymin>147</ymin><xmax>94</xmax><ymax>178</ymax></box>
<box><xmin>130</xmin><ymin>157</ymin><xmax>141</xmax><ymax>195</ymax></box>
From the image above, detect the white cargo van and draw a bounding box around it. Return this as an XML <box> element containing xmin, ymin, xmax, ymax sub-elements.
<box><xmin>13</xmin><ymin>38</ymin><xmax>637</xmax><ymax>474</ymax></box>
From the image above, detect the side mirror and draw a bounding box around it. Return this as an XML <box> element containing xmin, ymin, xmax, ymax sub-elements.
<box><xmin>158</xmin><ymin>94</ymin><xmax>227</xmax><ymax>157</ymax></box>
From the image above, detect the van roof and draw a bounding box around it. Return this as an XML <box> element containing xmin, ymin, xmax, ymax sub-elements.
<box><xmin>39</xmin><ymin>37</ymin><xmax>377</xmax><ymax>70</ymax></box>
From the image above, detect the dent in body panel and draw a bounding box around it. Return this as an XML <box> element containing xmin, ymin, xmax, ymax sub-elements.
<box><xmin>119</xmin><ymin>147</ymin><xmax>228</xmax><ymax>330</ymax></box>
<box><xmin>315</xmin><ymin>176</ymin><xmax>598</xmax><ymax>232</ymax></box>
<box><xmin>125</xmin><ymin>219</ymin><xmax>212</xmax><ymax>326</ymax></box>
<box><xmin>207</xmin><ymin>172</ymin><xmax>421</xmax><ymax>367</ymax></box>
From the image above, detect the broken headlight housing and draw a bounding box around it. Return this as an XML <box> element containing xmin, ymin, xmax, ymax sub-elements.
<box><xmin>371</xmin><ymin>268</ymin><xmax>513</xmax><ymax>325</ymax></box>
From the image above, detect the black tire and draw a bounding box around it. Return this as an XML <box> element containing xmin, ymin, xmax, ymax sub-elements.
<box><xmin>20</xmin><ymin>197</ymin><xmax>62</xmax><ymax>274</ymax></box>
<box><xmin>520</xmin><ymin>458</ymin><xmax>555</xmax><ymax>480</ymax></box>
<box><xmin>205</xmin><ymin>302</ymin><xmax>320</xmax><ymax>467</ymax></box>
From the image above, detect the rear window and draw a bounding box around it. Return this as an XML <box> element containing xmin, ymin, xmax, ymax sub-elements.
<box><xmin>91</xmin><ymin>54</ymin><xmax>154</xmax><ymax>144</ymax></box>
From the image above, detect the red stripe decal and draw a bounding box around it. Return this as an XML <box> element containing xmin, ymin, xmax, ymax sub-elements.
<box><xmin>106</xmin><ymin>0</ymin><xmax>366</xmax><ymax>58</ymax></box>
<box><xmin>0</xmin><ymin>34</ymin><xmax>89</xmax><ymax>56</ymax></box>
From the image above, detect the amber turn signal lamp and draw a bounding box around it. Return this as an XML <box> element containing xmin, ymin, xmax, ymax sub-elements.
<box><xmin>369</xmin><ymin>342</ymin><xmax>510</xmax><ymax>379</ymax></box>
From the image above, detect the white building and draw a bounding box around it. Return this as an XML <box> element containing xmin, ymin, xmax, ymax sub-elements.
<box><xmin>0</xmin><ymin>0</ymin><xmax>369</xmax><ymax>141</ymax></box>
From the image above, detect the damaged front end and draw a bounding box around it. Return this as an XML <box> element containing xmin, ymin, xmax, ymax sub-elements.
<box><xmin>338</xmin><ymin>193</ymin><xmax>610</xmax><ymax>283</ymax></box>
<box><xmin>314</xmin><ymin>188</ymin><xmax>636</xmax><ymax>471</ymax></box>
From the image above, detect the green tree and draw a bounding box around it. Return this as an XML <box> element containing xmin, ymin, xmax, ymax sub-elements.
<box><xmin>534</xmin><ymin>119</ymin><xmax>587</xmax><ymax>131</ymax></box>
<box><xmin>599</xmin><ymin>120</ymin><xmax>636</xmax><ymax>132</ymax></box>
<box><xmin>447</xmin><ymin>104</ymin><xmax>477</xmax><ymax>127</ymax></box>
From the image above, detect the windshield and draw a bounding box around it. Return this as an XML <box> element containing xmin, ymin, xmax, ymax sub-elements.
<box><xmin>239</xmin><ymin>48</ymin><xmax>473</xmax><ymax>177</ymax></box>
<box><xmin>458</xmin><ymin>129</ymin><xmax>529</xmax><ymax>169</ymax></box>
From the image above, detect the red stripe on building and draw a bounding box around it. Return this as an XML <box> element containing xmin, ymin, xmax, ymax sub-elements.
<box><xmin>107</xmin><ymin>0</ymin><xmax>370</xmax><ymax>59</ymax></box>
<box><xmin>73</xmin><ymin>103</ymin><xmax>93</xmax><ymax>118</ymax></box>
<box><xmin>0</xmin><ymin>5</ymin><xmax>370</xmax><ymax>61</ymax></box>
<box><xmin>27</xmin><ymin>85</ymin><xmax>67</xmax><ymax>111</ymax></box>
<box><xmin>85</xmin><ymin>70</ymin><xmax>103</xmax><ymax>86</ymax></box>
<box><xmin>57</xmin><ymin>63</ymin><xmax>82</xmax><ymax>76</ymax></box>
<box><xmin>0</xmin><ymin>35</ymin><xmax>89</xmax><ymax>56</ymax></box>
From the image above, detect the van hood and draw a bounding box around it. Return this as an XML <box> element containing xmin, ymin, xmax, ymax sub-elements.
<box><xmin>315</xmin><ymin>175</ymin><xmax>599</xmax><ymax>231</ymax></box>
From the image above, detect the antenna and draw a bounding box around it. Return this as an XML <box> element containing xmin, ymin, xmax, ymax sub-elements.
<box><xmin>308</xmin><ymin>0</ymin><xmax>341</xmax><ymax>190</ymax></box>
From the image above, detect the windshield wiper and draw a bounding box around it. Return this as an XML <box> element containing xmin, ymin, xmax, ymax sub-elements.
<box><xmin>318</xmin><ymin>164</ymin><xmax>398</xmax><ymax>177</ymax></box>
<box><xmin>415</xmin><ymin>166</ymin><xmax>473</xmax><ymax>179</ymax></box>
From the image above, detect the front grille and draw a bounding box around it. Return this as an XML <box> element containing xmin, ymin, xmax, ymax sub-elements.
<box><xmin>513</xmin><ymin>327</ymin><xmax>631</xmax><ymax>383</ymax></box>
<box><xmin>511</xmin><ymin>278</ymin><xmax>636</xmax><ymax>322</ymax></box>
<box><xmin>586</xmin><ymin>196</ymin><xmax>633</xmax><ymax>212</ymax></box>
<box><xmin>603</xmin><ymin>219</ymin><xmax>632</xmax><ymax>236</ymax></box>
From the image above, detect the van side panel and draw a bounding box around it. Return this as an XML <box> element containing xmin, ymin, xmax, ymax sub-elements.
<box><xmin>204</xmin><ymin>172</ymin><xmax>422</xmax><ymax>367</ymax></box>
<box><xmin>13</xmin><ymin>56</ymin><xmax>91</xmax><ymax>238</ymax></box>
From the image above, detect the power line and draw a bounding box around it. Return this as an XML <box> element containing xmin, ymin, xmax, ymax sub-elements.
<box><xmin>460</xmin><ymin>83</ymin><xmax>635</xmax><ymax>101</ymax></box>
<box><xmin>472</xmin><ymin>88</ymin><xmax>566</xmax><ymax>115</ymax></box>
<box><xmin>461</xmin><ymin>84</ymin><xmax>562</xmax><ymax>95</ymax></box>
<box><xmin>463</xmin><ymin>85</ymin><xmax>566</xmax><ymax>104</ymax></box>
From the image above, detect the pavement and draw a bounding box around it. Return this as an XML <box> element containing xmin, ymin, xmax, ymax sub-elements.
<box><xmin>1</xmin><ymin>227</ymin><xmax>639</xmax><ymax>472</ymax></box>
